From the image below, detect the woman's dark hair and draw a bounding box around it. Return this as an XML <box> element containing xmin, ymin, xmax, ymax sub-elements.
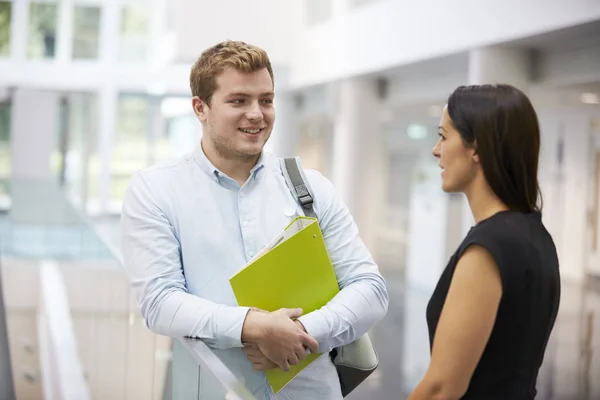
<box><xmin>447</xmin><ymin>84</ymin><xmax>542</xmax><ymax>213</ymax></box>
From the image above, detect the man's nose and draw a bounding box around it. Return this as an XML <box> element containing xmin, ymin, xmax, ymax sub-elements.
<box><xmin>246</xmin><ymin>101</ymin><xmax>263</xmax><ymax>121</ymax></box>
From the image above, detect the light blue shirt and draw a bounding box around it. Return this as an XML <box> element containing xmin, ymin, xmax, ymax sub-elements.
<box><xmin>121</xmin><ymin>146</ymin><xmax>389</xmax><ymax>399</ymax></box>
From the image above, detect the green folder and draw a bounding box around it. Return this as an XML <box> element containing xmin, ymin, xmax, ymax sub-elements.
<box><xmin>229</xmin><ymin>216</ymin><xmax>340</xmax><ymax>393</ymax></box>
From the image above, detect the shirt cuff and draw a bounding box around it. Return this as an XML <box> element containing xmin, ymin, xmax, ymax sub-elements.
<box><xmin>216</xmin><ymin>306</ymin><xmax>251</xmax><ymax>349</ymax></box>
<box><xmin>298</xmin><ymin>310</ymin><xmax>330</xmax><ymax>354</ymax></box>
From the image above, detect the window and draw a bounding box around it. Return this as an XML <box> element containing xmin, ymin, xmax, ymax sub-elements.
<box><xmin>73</xmin><ymin>6</ymin><xmax>101</xmax><ymax>59</ymax></box>
<box><xmin>119</xmin><ymin>4</ymin><xmax>148</xmax><ymax>61</ymax></box>
<box><xmin>0</xmin><ymin>2</ymin><xmax>11</xmax><ymax>56</ymax></box>
<box><xmin>27</xmin><ymin>2</ymin><xmax>57</xmax><ymax>59</ymax></box>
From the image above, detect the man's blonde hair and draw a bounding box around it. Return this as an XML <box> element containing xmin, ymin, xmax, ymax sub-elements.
<box><xmin>190</xmin><ymin>40</ymin><xmax>274</xmax><ymax>105</ymax></box>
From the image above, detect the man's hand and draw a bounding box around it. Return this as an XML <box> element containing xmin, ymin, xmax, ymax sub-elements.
<box><xmin>241</xmin><ymin>308</ymin><xmax>319</xmax><ymax>372</ymax></box>
<box><xmin>243</xmin><ymin>342</ymin><xmax>278</xmax><ymax>371</ymax></box>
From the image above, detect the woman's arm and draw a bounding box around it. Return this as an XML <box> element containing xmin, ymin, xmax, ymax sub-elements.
<box><xmin>408</xmin><ymin>244</ymin><xmax>502</xmax><ymax>400</ymax></box>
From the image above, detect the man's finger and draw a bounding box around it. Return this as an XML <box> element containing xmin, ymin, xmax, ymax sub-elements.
<box><xmin>246</xmin><ymin>354</ymin><xmax>264</xmax><ymax>363</ymax></box>
<box><xmin>295</xmin><ymin>348</ymin><xmax>307</xmax><ymax>361</ymax></box>
<box><xmin>287</xmin><ymin>353</ymin><xmax>299</xmax><ymax>366</ymax></box>
<box><xmin>275</xmin><ymin>358</ymin><xmax>290</xmax><ymax>372</ymax></box>
<box><xmin>243</xmin><ymin>347</ymin><xmax>261</xmax><ymax>357</ymax></box>
<box><xmin>281</xmin><ymin>307</ymin><xmax>303</xmax><ymax>319</ymax></box>
<box><xmin>302</xmin><ymin>334</ymin><xmax>319</xmax><ymax>354</ymax></box>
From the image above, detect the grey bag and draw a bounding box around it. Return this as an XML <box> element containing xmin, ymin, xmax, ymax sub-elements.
<box><xmin>280</xmin><ymin>156</ymin><xmax>379</xmax><ymax>397</ymax></box>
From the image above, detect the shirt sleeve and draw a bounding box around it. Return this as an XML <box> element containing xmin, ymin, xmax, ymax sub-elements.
<box><xmin>297</xmin><ymin>170</ymin><xmax>389</xmax><ymax>354</ymax></box>
<box><xmin>120</xmin><ymin>171</ymin><xmax>250</xmax><ymax>349</ymax></box>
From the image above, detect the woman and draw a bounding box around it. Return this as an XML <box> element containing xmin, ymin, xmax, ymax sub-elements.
<box><xmin>408</xmin><ymin>84</ymin><xmax>561</xmax><ymax>400</ymax></box>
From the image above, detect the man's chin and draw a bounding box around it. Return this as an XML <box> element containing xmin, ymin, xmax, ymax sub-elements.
<box><xmin>234</xmin><ymin>147</ymin><xmax>263</xmax><ymax>160</ymax></box>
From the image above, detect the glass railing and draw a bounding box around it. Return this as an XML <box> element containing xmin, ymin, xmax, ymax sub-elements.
<box><xmin>0</xmin><ymin>256</ymin><xmax>15</xmax><ymax>400</ymax></box>
<box><xmin>0</xmin><ymin>179</ymin><xmax>113</xmax><ymax>260</ymax></box>
<box><xmin>0</xmin><ymin>178</ymin><xmax>256</xmax><ymax>400</ymax></box>
<box><xmin>173</xmin><ymin>339</ymin><xmax>256</xmax><ymax>400</ymax></box>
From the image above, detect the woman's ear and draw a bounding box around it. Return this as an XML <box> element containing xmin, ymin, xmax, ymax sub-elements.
<box><xmin>472</xmin><ymin>140</ymin><xmax>480</xmax><ymax>163</ymax></box>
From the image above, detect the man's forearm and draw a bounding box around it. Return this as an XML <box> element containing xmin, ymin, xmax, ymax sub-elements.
<box><xmin>141</xmin><ymin>287</ymin><xmax>250</xmax><ymax>349</ymax></box>
<box><xmin>297</xmin><ymin>275</ymin><xmax>388</xmax><ymax>353</ymax></box>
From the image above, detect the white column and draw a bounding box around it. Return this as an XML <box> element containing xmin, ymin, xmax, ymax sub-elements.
<box><xmin>10</xmin><ymin>0</ymin><xmax>28</xmax><ymax>62</ymax></box>
<box><xmin>9</xmin><ymin>88</ymin><xmax>65</xmax><ymax>224</ymax></box>
<box><xmin>267</xmin><ymin>91</ymin><xmax>299</xmax><ymax>158</ymax></box>
<box><xmin>99</xmin><ymin>1</ymin><xmax>120</xmax><ymax>64</ymax></box>
<box><xmin>330</xmin><ymin>78</ymin><xmax>386</xmax><ymax>253</ymax></box>
<box><xmin>10</xmin><ymin>89</ymin><xmax>58</xmax><ymax>181</ymax></box>
<box><xmin>266</xmin><ymin>67</ymin><xmax>299</xmax><ymax>158</ymax></box>
<box><xmin>538</xmin><ymin>110</ymin><xmax>591</xmax><ymax>283</ymax></box>
<box><xmin>56</xmin><ymin>0</ymin><xmax>74</xmax><ymax>63</ymax></box>
<box><xmin>469</xmin><ymin>47</ymin><xmax>530</xmax><ymax>90</ymax></box>
<box><xmin>97</xmin><ymin>87</ymin><xmax>117</xmax><ymax>215</ymax></box>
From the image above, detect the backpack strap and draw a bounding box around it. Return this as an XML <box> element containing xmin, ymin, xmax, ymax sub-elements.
<box><xmin>279</xmin><ymin>157</ymin><xmax>317</xmax><ymax>219</ymax></box>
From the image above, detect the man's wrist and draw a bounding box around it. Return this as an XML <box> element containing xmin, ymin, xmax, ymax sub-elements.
<box><xmin>294</xmin><ymin>319</ymin><xmax>307</xmax><ymax>333</ymax></box>
<box><xmin>241</xmin><ymin>310</ymin><xmax>266</xmax><ymax>342</ymax></box>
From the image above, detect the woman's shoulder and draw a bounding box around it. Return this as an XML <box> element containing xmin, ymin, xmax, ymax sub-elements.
<box><xmin>469</xmin><ymin>210</ymin><xmax>539</xmax><ymax>241</ymax></box>
<box><xmin>460</xmin><ymin>210</ymin><xmax>541</xmax><ymax>262</ymax></box>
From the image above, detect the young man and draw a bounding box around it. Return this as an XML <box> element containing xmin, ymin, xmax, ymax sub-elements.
<box><xmin>121</xmin><ymin>40</ymin><xmax>388</xmax><ymax>399</ymax></box>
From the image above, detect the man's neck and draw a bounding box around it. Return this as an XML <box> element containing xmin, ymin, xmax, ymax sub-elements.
<box><xmin>201</xmin><ymin>140</ymin><xmax>260</xmax><ymax>186</ymax></box>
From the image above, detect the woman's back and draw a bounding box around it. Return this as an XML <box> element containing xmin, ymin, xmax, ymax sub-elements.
<box><xmin>426</xmin><ymin>210</ymin><xmax>561</xmax><ymax>399</ymax></box>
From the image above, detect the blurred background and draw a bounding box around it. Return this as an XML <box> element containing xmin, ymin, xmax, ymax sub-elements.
<box><xmin>0</xmin><ymin>0</ymin><xmax>599</xmax><ymax>399</ymax></box>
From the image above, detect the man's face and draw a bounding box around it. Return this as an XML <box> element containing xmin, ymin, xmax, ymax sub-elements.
<box><xmin>194</xmin><ymin>67</ymin><xmax>275</xmax><ymax>162</ymax></box>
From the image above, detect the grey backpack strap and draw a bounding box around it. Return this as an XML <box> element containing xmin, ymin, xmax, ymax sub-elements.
<box><xmin>280</xmin><ymin>157</ymin><xmax>317</xmax><ymax>219</ymax></box>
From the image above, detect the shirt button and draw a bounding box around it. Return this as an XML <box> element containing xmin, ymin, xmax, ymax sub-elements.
<box><xmin>242</xmin><ymin>221</ymin><xmax>248</xmax><ymax>227</ymax></box>
<box><xmin>240</xmin><ymin>191</ymin><xmax>244</xmax><ymax>197</ymax></box>
<box><xmin>248</xmin><ymin>251</ymin><xmax>255</xmax><ymax>257</ymax></box>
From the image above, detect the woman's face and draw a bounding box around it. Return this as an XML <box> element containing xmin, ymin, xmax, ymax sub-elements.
<box><xmin>432</xmin><ymin>106</ymin><xmax>479</xmax><ymax>193</ymax></box>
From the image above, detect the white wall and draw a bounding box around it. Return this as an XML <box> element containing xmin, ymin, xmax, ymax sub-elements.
<box><xmin>172</xmin><ymin>0</ymin><xmax>304</xmax><ymax>73</ymax></box>
<box><xmin>0</xmin><ymin>62</ymin><xmax>191</xmax><ymax>94</ymax></box>
<box><xmin>291</xmin><ymin>0</ymin><xmax>600</xmax><ymax>88</ymax></box>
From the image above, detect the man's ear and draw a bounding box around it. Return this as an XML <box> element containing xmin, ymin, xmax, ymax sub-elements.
<box><xmin>192</xmin><ymin>96</ymin><xmax>208</xmax><ymax>122</ymax></box>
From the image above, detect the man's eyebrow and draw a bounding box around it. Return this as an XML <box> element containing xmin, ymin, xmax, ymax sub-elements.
<box><xmin>224</xmin><ymin>92</ymin><xmax>275</xmax><ymax>97</ymax></box>
<box><xmin>224</xmin><ymin>92</ymin><xmax>250</xmax><ymax>98</ymax></box>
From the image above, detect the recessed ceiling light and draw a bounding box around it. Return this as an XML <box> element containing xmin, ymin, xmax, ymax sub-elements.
<box><xmin>407</xmin><ymin>124</ymin><xmax>428</xmax><ymax>140</ymax></box>
<box><xmin>581</xmin><ymin>92</ymin><xmax>599</xmax><ymax>105</ymax></box>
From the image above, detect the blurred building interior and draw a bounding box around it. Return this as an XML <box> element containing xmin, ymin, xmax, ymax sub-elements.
<box><xmin>0</xmin><ymin>0</ymin><xmax>600</xmax><ymax>399</ymax></box>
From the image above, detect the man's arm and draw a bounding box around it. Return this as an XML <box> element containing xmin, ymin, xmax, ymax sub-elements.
<box><xmin>121</xmin><ymin>171</ymin><xmax>250</xmax><ymax>349</ymax></box>
<box><xmin>122</xmin><ymin>171</ymin><xmax>319</xmax><ymax>363</ymax></box>
<box><xmin>296</xmin><ymin>171</ymin><xmax>389</xmax><ymax>354</ymax></box>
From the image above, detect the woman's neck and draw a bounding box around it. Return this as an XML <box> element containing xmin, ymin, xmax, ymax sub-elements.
<box><xmin>464</xmin><ymin>179</ymin><xmax>510</xmax><ymax>224</ymax></box>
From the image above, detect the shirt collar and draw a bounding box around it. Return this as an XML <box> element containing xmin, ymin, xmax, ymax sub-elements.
<box><xmin>193</xmin><ymin>145</ymin><xmax>268</xmax><ymax>182</ymax></box>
